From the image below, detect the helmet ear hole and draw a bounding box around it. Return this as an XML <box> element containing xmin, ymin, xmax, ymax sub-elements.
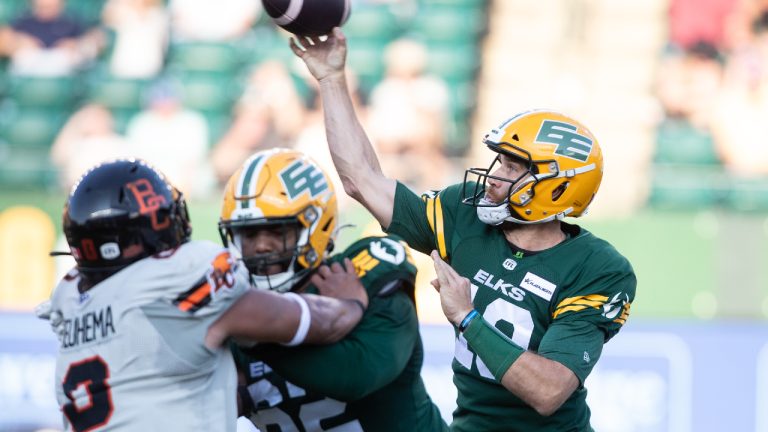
<box><xmin>552</xmin><ymin>181</ymin><xmax>569</xmax><ymax>202</ymax></box>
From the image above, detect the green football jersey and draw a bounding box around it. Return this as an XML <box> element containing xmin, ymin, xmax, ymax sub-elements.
<box><xmin>387</xmin><ymin>182</ymin><xmax>636</xmax><ymax>432</ymax></box>
<box><xmin>233</xmin><ymin>235</ymin><xmax>448</xmax><ymax>432</ymax></box>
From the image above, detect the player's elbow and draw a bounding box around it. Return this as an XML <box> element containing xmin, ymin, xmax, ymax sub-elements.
<box><xmin>339</xmin><ymin>175</ymin><xmax>363</xmax><ymax>201</ymax></box>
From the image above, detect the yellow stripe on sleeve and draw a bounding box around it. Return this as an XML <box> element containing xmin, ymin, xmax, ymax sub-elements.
<box><xmin>433</xmin><ymin>195</ymin><xmax>447</xmax><ymax>259</ymax></box>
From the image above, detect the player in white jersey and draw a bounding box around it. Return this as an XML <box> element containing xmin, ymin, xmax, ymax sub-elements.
<box><xmin>39</xmin><ymin>159</ymin><xmax>368</xmax><ymax>432</ymax></box>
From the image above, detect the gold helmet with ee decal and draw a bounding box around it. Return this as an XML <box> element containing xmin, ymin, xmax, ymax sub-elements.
<box><xmin>219</xmin><ymin>148</ymin><xmax>337</xmax><ymax>292</ymax></box>
<box><xmin>463</xmin><ymin>110</ymin><xmax>604</xmax><ymax>225</ymax></box>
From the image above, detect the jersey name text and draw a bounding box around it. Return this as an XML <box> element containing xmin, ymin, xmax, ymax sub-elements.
<box><xmin>62</xmin><ymin>306</ymin><xmax>116</xmax><ymax>348</ymax></box>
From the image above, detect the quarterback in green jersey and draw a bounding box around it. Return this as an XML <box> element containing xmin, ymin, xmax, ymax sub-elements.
<box><xmin>290</xmin><ymin>28</ymin><xmax>637</xmax><ymax>431</ymax></box>
<box><xmin>219</xmin><ymin>148</ymin><xmax>448</xmax><ymax>432</ymax></box>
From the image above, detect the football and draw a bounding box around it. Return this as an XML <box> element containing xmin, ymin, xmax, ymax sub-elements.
<box><xmin>261</xmin><ymin>0</ymin><xmax>351</xmax><ymax>36</ymax></box>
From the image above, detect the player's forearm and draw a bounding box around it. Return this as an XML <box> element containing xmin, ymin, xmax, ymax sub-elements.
<box><xmin>463</xmin><ymin>317</ymin><xmax>579</xmax><ymax>416</ymax></box>
<box><xmin>318</xmin><ymin>75</ymin><xmax>396</xmax><ymax>228</ymax></box>
<box><xmin>303</xmin><ymin>294</ymin><xmax>364</xmax><ymax>344</ymax></box>
<box><xmin>500</xmin><ymin>352</ymin><xmax>579</xmax><ymax>416</ymax></box>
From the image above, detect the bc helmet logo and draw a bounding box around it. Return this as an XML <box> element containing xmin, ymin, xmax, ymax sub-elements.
<box><xmin>535</xmin><ymin>120</ymin><xmax>593</xmax><ymax>162</ymax></box>
<box><xmin>126</xmin><ymin>178</ymin><xmax>169</xmax><ymax>230</ymax></box>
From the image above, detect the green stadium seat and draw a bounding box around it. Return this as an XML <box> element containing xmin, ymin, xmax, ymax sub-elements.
<box><xmin>65</xmin><ymin>0</ymin><xmax>106</xmax><ymax>26</ymax></box>
<box><xmin>0</xmin><ymin>108</ymin><xmax>67</xmax><ymax>149</ymax></box>
<box><xmin>346</xmin><ymin>40</ymin><xmax>388</xmax><ymax>97</ymax></box>
<box><xmin>168</xmin><ymin>42</ymin><xmax>244</xmax><ymax>75</ymax></box>
<box><xmin>88</xmin><ymin>78</ymin><xmax>149</xmax><ymax>111</ymax></box>
<box><xmin>6</xmin><ymin>76</ymin><xmax>82</xmax><ymax>108</ymax></box>
<box><xmin>654</xmin><ymin>118</ymin><xmax>720</xmax><ymax>165</ymax></box>
<box><xmin>0</xmin><ymin>0</ymin><xmax>25</xmax><ymax>24</ymax></box>
<box><xmin>421</xmin><ymin>0</ymin><xmax>488</xmax><ymax>7</ymax></box>
<box><xmin>724</xmin><ymin>176</ymin><xmax>768</xmax><ymax>212</ymax></box>
<box><xmin>111</xmin><ymin>108</ymin><xmax>140</xmax><ymax>135</ymax></box>
<box><xmin>202</xmin><ymin>111</ymin><xmax>233</xmax><ymax>145</ymax></box>
<box><xmin>178</xmin><ymin>75</ymin><xmax>238</xmax><ymax>114</ymax></box>
<box><xmin>648</xmin><ymin>164</ymin><xmax>728</xmax><ymax>209</ymax></box>
<box><xmin>425</xmin><ymin>43</ymin><xmax>480</xmax><ymax>81</ymax></box>
<box><xmin>0</xmin><ymin>142</ymin><xmax>57</xmax><ymax>188</ymax></box>
<box><xmin>409</xmin><ymin>5</ymin><xmax>486</xmax><ymax>43</ymax></box>
<box><xmin>344</xmin><ymin>4</ymin><xmax>403</xmax><ymax>41</ymax></box>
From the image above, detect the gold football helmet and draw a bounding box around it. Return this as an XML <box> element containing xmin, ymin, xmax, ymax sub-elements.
<box><xmin>463</xmin><ymin>110</ymin><xmax>604</xmax><ymax>224</ymax></box>
<box><xmin>219</xmin><ymin>148</ymin><xmax>337</xmax><ymax>291</ymax></box>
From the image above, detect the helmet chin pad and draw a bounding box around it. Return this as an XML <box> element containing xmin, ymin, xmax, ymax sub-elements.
<box><xmin>475</xmin><ymin>198</ymin><xmax>510</xmax><ymax>225</ymax></box>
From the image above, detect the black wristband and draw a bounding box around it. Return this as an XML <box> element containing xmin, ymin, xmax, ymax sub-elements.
<box><xmin>350</xmin><ymin>298</ymin><xmax>367</xmax><ymax>314</ymax></box>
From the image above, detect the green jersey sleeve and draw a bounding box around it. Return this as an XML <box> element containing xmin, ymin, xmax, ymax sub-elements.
<box><xmin>539</xmin><ymin>245</ymin><xmax>637</xmax><ymax>384</ymax></box>
<box><xmin>250</xmin><ymin>290</ymin><xmax>418</xmax><ymax>401</ymax></box>
<box><xmin>387</xmin><ymin>181</ymin><xmax>465</xmax><ymax>260</ymax></box>
<box><xmin>330</xmin><ymin>235</ymin><xmax>418</xmax><ymax>298</ymax></box>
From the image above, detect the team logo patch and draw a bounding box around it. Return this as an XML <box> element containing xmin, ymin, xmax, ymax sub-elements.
<box><xmin>369</xmin><ymin>238</ymin><xmax>405</xmax><ymax>265</ymax></box>
<box><xmin>279</xmin><ymin>160</ymin><xmax>328</xmax><ymax>200</ymax></box>
<box><xmin>125</xmin><ymin>178</ymin><xmax>170</xmax><ymax>230</ymax></box>
<box><xmin>99</xmin><ymin>242</ymin><xmax>120</xmax><ymax>260</ymax></box>
<box><xmin>502</xmin><ymin>258</ymin><xmax>517</xmax><ymax>271</ymax></box>
<box><xmin>535</xmin><ymin>120</ymin><xmax>593</xmax><ymax>162</ymax></box>
<box><xmin>519</xmin><ymin>272</ymin><xmax>556</xmax><ymax>301</ymax></box>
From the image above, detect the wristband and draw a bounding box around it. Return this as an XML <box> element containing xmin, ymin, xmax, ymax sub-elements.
<box><xmin>458</xmin><ymin>309</ymin><xmax>479</xmax><ymax>332</ymax></box>
<box><xmin>282</xmin><ymin>292</ymin><xmax>311</xmax><ymax>346</ymax></box>
<box><xmin>463</xmin><ymin>316</ymin><xmax>524</xmax><ymax>381</ymax></box>
<box><xmin>349</xmin><ymin>298</ymin><xmax>367</xmax><ymax>314</ymax></box>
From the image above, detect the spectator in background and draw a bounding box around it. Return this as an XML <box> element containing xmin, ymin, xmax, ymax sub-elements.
<box><xmin>125</xmin><ymin>79</ymin><xmax>213</xmax><ymax>197</ymax></box>
<box><xmin>169</xmin><ymin>0</ymin><xmax>261</xmax><ymax>42</ymax></box>
<box><xmin>3</xmin><ymin>0</ymin><xmax>103</xmax><ymax>76</ymax></box>
<box><xmin>712</xmin><ymin>9</ymin><xmax>768</xmax><ymax>176</ymax></box>
<box><xmin>366</xmin><ymin>38</ymin><xmax>450</xmax><ymax>192</ymax></box>
<box><xmin>210</xmin><ymin>60</ymin><xmax>306</xmax><ymax>185</ymax></box>
<box><xmin>50</xmin><ymin>103</ymin><xmax>131</xmax><ymax>191</ymax></box>
<box><xmin>655</xmin><ymin>41</ymin><xmax>724</xmax><ymax>130</ymax></box>
<box><xmin>102</xmin><ymin>0</ymin><xmax>169</xmax><ymax>79</ymax></box>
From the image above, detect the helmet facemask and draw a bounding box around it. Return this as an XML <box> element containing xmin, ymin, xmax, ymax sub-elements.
<box><xmin>221</xmin><ymin>217</ymin><xmax>306</xmax><ymax>292</ymax></box>
<box><xmin>463</xmin><ymin>149</ymin><xmax>558</xmax><ymax>225</ymax></box>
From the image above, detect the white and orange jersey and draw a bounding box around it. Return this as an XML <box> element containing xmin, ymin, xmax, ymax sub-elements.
<box><xmin>48</xmin><ymin>240</ymin><xmax>248</xmax><ymax>432</ymax></box>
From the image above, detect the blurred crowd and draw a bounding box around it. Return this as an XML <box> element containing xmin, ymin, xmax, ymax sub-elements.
<box><xmin>652</xmin><ymin>0</ymin><xmax>768</xmax><ymax>209</ymax></box>
<box><xmin>0</xmin><ymin>0</ymin><xmax>479</xmax><ymax>205</ymax></box>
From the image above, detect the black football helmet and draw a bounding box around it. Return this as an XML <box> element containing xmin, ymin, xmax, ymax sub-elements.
<box><xmin>63</xmin><ymin>159</ymin><xmax>191</xmax><ymax>276</ymax></box>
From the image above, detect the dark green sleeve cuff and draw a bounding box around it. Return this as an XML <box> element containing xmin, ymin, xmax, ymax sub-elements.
<box><xmin>463</xmin><ymin>317</ymin><xmax>524</xmax><ymax>381</ymax></box>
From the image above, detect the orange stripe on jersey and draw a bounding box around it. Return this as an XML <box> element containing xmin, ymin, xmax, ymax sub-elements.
<box><xmin>212</xmin><ymin>251</ymin><xmax>232</xmax><ymax>274</ymax></box>
<box><xmin>176</xmin><ymin>282</ymin><xmax>212</xmax><ymax>312</ymax></box>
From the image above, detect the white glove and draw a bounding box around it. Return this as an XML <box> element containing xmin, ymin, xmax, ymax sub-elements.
<box><xmin>35</xmin><ymin>300</ymin><xmax>66</xmax><ymax>342</ymax></box>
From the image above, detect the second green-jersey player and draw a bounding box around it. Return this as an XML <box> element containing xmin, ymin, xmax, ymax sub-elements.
<box><xmin>234</xmin><ymin>235</ymin><xmax>448</xmax><ymax>432</ymax></box>
<box><xmin>387</xmin><ymin>182</ymin><xmax>636</xmax><ymax>432</ymax></box>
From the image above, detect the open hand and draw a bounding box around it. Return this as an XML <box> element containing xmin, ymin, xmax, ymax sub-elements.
<box><xmin>289</xmin><ymin>27</ymin><xmax>347</xmax><ymax>82</ymax></box>
<box><xmin>311</xmin><ymin>258</ymin><xmax>368</xmax><ymax>308</ymax></box>
<box><xmin>431</xmin><ymin>250</ymin><xmax>473</xmax><ymax>326</ymax></box>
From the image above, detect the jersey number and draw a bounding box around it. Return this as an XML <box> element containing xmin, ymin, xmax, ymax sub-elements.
<box><xmin>62</xmin><ymin>356</ymin><xmax>114</xmax><ymax>432</ymax></box>
<box><xmin>455</xmin><ymin>295</ymin><xmax>535</xmax><ymax>379</ymax></box>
